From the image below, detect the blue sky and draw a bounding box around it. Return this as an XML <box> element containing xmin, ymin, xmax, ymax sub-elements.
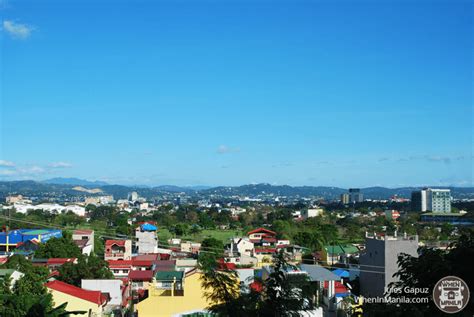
<box><xmin>0</xmin><ymin>0</ymin><xmax>473</xmax><ymax>187</ymax></box>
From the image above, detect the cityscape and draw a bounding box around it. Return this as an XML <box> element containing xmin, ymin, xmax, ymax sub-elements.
<box><xmin>1</xmin><ymin>0</ymin><xmax>473</xmax><ymax>316</ymax></box>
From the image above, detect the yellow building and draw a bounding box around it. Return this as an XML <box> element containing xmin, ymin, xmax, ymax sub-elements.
<box><xmin>45</xmin><ymin>280</ymin><xmax>108</xmax><ymax>316</ymax></box>
<box><xmin>137</xmin><ymin>269</ymin><xmax>228</xmax><ymax>317</ymax></box>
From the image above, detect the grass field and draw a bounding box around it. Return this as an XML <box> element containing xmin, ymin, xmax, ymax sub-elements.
<box><xmin>157</xmin><ymin>228</ymin><xmax>245</xmax><ymax>244</ymax></box>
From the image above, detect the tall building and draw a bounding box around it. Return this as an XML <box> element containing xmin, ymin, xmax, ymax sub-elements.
<box><xmin>411</xmin><ymin>188</ymin><xmax>451</xmax><ymax>213</ymax></box>
<box><xmin>359</xmin><ymin>232</ymin><xmax>418</xmax><ymax>297</ymax></box>
<box><xmin>340</xmin><ymin>193</ymin><xmax>350</xmax><ymax>204</ymax></box>
<box><xmin>135</xmin><ymin>222</ymin><xmax>158</xmax><ymax>254</ymax></box>
<box><xmin>349</xmin><ymin>188</ymin><xmax>363</xmax><ymax>203</ymax></box>
<box><xmin>128</xmin><ymin>191</ymin><xmax>139</xmax><ymax>202</ymax></box>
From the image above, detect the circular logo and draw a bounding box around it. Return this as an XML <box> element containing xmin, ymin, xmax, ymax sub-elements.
<box><xmin>433</xmin><ymin>276</ymin><xmax>470</xmax><ymax>314</ymax></box>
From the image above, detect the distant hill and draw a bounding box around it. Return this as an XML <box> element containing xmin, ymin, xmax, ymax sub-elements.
<box><xmin>42</xmin><ymin>178</ymin><xmax>109</xmax><ymax>187</ymax></box>
<box><xmin>0</xmin><ymin>180</ymin><xmax>473</xmax><ymax>200</ymax></box>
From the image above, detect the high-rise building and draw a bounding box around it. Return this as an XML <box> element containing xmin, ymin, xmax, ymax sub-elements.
<box><xmin>340</xmin><ymin>193</ymin><xmax>350</xmax><ymax>204</ymax></box>
<box><xmin>411</xmin><ymin>188</ymin><xmax>451</xmax><ymax>213</ymax></box>
<box><xmin>348</xmin><ymin>188</ymin><xmax>363</xmax><ymax>203</ymax></box>
<box><xmin>360</xmin><ymin>232</ymin><xmax>418</xmax><ymax>297</ymax></box>
<box><xmin>128</xmin><ymin>191</ymin><xmax>139</xmax><ymax>202</ymax></box>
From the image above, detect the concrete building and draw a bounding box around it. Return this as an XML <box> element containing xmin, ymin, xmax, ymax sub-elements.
<box><xmin>135</xmin><ymin>223</ymin><xmax>158</xmax><ymax>254</ymax></box>
<box><xmin>81</xmin><ymin>279</ymin><xmax>126</xmax><ymax>312</ymax></box>
<box><xmin>340</xmin><ymin>193</ymin><xmax>350</xmax><ymax>204</ymax></box>
<box><xmin>0</xmin><ymin>269</ymin><xmax>24</xmax><ymax>288</ymax></box>
<box><xmin>302</xmin><ymin>208</ymin><xmax>324</xmax><ymax>219</ymax></box>
<box><xmin>5</xmin><ymin>203</ymin><xmax>86</xmax><ymax>216</ymax></box>
<box><xmin>229</xmin><ymin>237</ymin><xmax>254</xmax><ymax>257</ymax></box>
<box><xmin>72</xmin><ymin>230</ymin><xmax>94</xmax><ymax>255</ymax></box>
<box><xmin>45</xmin><ymin>280</ymin><xmax>109</xmax><ymax>317</ymax></box>
<box><xmin>128</xmin><ymin>191</ymin><xmax>139</xmax><ymax>202</ymax></box>
<box><xmin>411</xmin><ymin>188</ymin><xmax>451</xmax><ymax>213</ymax></box>
<box><xmin>105</xmin><ymin>240</ymin><xmax>132</xmax><ymax>261</ymax></box>
<box><xmin>359</xmin><ymin>232</ymin><xmax>418</xmax><ymax>297</ymax></box>
<box><xmin>349</xmin><ymin>188</ymin><xmax>363</xmax><ymax>203</ymax></box>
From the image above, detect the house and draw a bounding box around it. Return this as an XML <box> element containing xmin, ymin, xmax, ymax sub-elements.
<box><xmin>321</xmin><ymin>244</ymin><xmax>359</xmax><ymax>265</ymax></box>
<box><xmin>45</xmin><ymin>280</ymin><xmax>109</xmax><ymax>316</ymax></box>
<box><xmin>107</xmin><ymin>260</ymin><xmax>133</xmax><ymax>278</ymax></box>
<box><xmin>81</xmin><ymin>279</ymin><xmax>128</xmax><ymax>314</ymax></box>
<box><xmin>0</xmin><ymin>269</ymin><xmax>24</xmax><ymax>288</ymax></box>
<box><xmin>248</xmin><ymin>228</ymin><xmax>278</xmax><ymax>266</ymax></box>
<box><xmin>72</xmin><ymin>230</ymin><xmax>94</xmax><ymax>256</ymax></box>
<box><xmin>137</xmin><ymin>269</ymin><xmax>236</xmax><ymax>317</ymax></box>
<box><xmin>229</xmin><ymin>237</ymin><xmax>254</xmax><ymax>257</ymax></box>
<box><xmin>384</xmin><ymin>210</ymin><xmax>401</xmax><ymax>221</ymax></box>
<box><xmin>180</xmin><ymin>241</ymin><xmax>201</xmax><ymax>254</ymax></box>
<box><xmin>135</xmin><ymin>223</ymin><xmax>158</xmax><ymax>254</ymax></box>
<box><xmin>105</xmin><ymin>240</ymin><xmax>132</xmax><ymax>261</ymax></box>
<box><xmin>300</xmin><ymin>264</ymin><xmax>348</xmax><ymax>311</ymax></box>
<box><xmin>129</xmin><ymin>270</ymin><xmax>154</xmax><ymax>298</ymax></box>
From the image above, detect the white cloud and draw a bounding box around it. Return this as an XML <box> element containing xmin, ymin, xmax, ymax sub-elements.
<box><xmin>0</xmin><ymin>169</ymin><xmax>16</xmax><ymax>176</ymax></box>
<box><xmin>3</xmin><ymin>20</ymin><xmax>34</xmax><ymax>39</ymax></box>
<box><xmin>217</xmin><ymin>145</ymin><xmax>240</xmax><ymax>154</ymax></box>
<box><xmin>48</xmin><ymin>162</ymin><xmax>73</xmax><ymax>168</ymax></box>
<box><xmin>0</xmin><ymin>160</ymin><xmax>15</xmax><ymax>167</ymax></box>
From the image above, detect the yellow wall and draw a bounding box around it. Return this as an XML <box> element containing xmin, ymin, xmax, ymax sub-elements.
<box><xmin>137</xmin><ymin>272</ymin><xmax>216</xmax><ymax>317</ymax></box>
<box><xmin>49</xmin><ymin>289</ymin><xmax>103</xmax><ymax>317</ymax></box>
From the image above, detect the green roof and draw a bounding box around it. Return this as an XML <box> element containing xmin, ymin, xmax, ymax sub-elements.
<box><xmin>0</xmin><ymin>269</ymin><xmax>15</xmax><ymax>277</ymax></box>
<box><xmin>23</xmin><ymin>229</ymin><xmax>51</xmax><ymax>235</ymax></box>
<box><xmin>324</xmin><ymin>244</ymin><xmax>359</xmax><ymax>255</ymax></box>
<box><xmin>155</xmin><ymin>271</ymin><xmax>184</xmax><ymax>281</ymax></box>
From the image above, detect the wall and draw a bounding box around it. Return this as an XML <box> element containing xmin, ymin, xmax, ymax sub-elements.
<box><xmin>49</xmin><ymin>289</ymin><xmax>103</xmax><ymax>317</ymax></box>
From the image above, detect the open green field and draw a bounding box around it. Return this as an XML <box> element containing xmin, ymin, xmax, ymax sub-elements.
<box><xmin>157</xmin><ymin>228</ymin><xmax>245</xmax><ymax>244</ymax></box>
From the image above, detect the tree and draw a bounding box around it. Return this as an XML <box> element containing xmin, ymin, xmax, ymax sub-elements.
<box><xmin>57</xmin><ymin>254</ymin><xmax>113</xmax><ymax>287</ymax></box>
<box><xmin>34</xmin><ymin>232</ymin><xmax>82</xmax><ymax>259</ymax></box>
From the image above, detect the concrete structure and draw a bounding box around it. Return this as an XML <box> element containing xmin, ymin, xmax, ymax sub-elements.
<box><xmin>72</xmin><ymin>230</ymin><xmax>94</xmax><ymax>255</ymax></box>
<box><xmin>229</xmin><ymin>237</ymin><xmax>254</xmax><ymax>257</ymax></box>
<box><xmin>302</xmin><ymin>208</ymin><xmax>324</xmax><ymax>219</ymax></box>
<box><xmin>349</xmin><ymin>188</ymin><xmax>363</xmax><ymax>203</ymax></box>
<box><xmin>5</xmin><ymin>195</ymin><xmax>26</xmax><ymax>204</ymax></box>
<box><xmin>137</xmin><ymin>269</ymin><xmax>233</xmax><ymax>317</ymax></box>
<box><xmin>322</xmin><ymin>244</ymin><xmax>359</xmax><ymax>265</ymax></box>
<box><xmin>105</xmin><ymin>240</ymin><xmax>132</xmax><ymax>261</ymax></box>
<box><xmin>46</xmin><ymin>280</ymin><xmax>108</xmax><ymax>316</ymax></box>
<box><xmin>359</xmin><ymin>232</ymin><xmax>418</xmax><ymax>297</ymax></box>
<box><xmin>340</xmin><ymin>193</ymin><xmax>350</xmax><ymax>204</ymax></box>
<box><xmin>128</xmin><ymin>191</ymin><xmax>139</xmax><ymax>202</ymax></box>
<box><xmin>5</xmin><ymin>203</ymin><xmax>86</xmax><ymax>216</ymax></box>
<box><xmin>81</xmin><ymin>279</ymin><xmax>126</xmax><ymax>312</ymax></box>
<box><xmin>180</xmin><ymin>241</ymin><xmax>201</xmax><ymax>254</ymax></box>
<box><xmin>411</xmin><ymin>188</ymin><xmax>451</xmax><ymax>213</ymax></box>
<box><xmin>135</xmin><ymin>223</ymin><xmax>158</xmax><ymax>254</ymax></box>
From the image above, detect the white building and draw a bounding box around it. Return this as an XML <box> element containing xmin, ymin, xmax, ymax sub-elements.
<box><xmin>229</xmin><ymin>237</ymin><xmax>254</xmax><ymax>257</ymax></box>
<box><xmin>412</xmin><ymin>188</ymin><xmax>451</xmax><ymax>213</ymax></box>
<box><xmin>7</xmin><ymin>203</ymin><xmax>86</xmax><ymax>216</ymax></box>
<box><xmin>302</xmin><ymin>208</ymin><xmax>324</xmax><ymax>219</ymax></box>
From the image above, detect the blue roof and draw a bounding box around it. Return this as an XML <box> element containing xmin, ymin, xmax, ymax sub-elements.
<box><xmin>332</xmin><ymin>269</ymin><xmax>350</xmax><ymax>278</ymax></box>
<box><xmin>141</xmin><ymin>223</ymin><xmax>157</xmax><ymax>231</ymax></box>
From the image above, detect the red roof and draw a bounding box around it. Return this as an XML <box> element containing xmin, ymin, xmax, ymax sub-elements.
<box><xmin>132</xmin><ymin>260</ymin><xmax>154</xmax><ymax>267</ymax></box>
<box><xmin>73</xmin><ymin>230</ymin><xmax>93</xmax><ymax>235</ymax></box>
<box><xmin>133</xmin><ymin>254</ymin><xmax>159</xmax><ymax>261</ymax></box>
<box><xmin>129</xmin><ymin>270</ymin><xmax>154</xmax><ymax>281</ymax></box>
<box><xmin>248</xmin><ymin>228</ymin><xmax>276</xmax><ymax>236</ymax></box>
<box><xmin>107</xmin><ymin>260</ymin><xmax>133</xmax><ymax>268</ymax></box>
<box><xmin>255</xmin><ymin>248</ymin><xmax>277</xmax><ymax>254</ymax></box>
<box><xmin>250</xmin><ymin>281</ymin><xmax>263</xmax><ymax>293</ymax></box>
<box><xmin>106</xmin><ymin>240</ymin><xmax>126</xmax><ymax>247</ymax></box>
<box><xmin>47</xmin><ymin>258</ymin><xmax>77</xmax><ymax>265</ymax></box>
<box><xmin>324</xmin><ymin>281</ymin><xmax>349</xmax><ymax>294</ymax></box>
<box><xmin>217</xmin><ymin>259</ymin><xmax>237</xmax><ymax>270</ymax></box>
<box><xmin>45</xmin><ymin>280</ymin><xmax>108</xmax><ymax>306</ymax></box>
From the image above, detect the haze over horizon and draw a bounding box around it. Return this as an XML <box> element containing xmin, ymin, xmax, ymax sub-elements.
<box><xmin>1</xmin><ymin>0</ymin><xmax>473</xmax><ymax>187</ymax></box>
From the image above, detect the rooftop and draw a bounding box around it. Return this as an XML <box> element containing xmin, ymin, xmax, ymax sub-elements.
<box><xmin>45</xmin><ymin>280</ymin><xmax>108</xmax><ymax>306</ymax></box>
<box><xmin>155</xmin><ymin>271</ymin><xmax>184</xmax><ymax>281</ymax></box>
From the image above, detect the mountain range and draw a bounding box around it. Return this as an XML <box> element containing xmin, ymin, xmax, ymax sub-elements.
<box><xmin>0</xmin><ymin>178</ymin><xmax>473</xmax><ymax>200</ymax></box>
